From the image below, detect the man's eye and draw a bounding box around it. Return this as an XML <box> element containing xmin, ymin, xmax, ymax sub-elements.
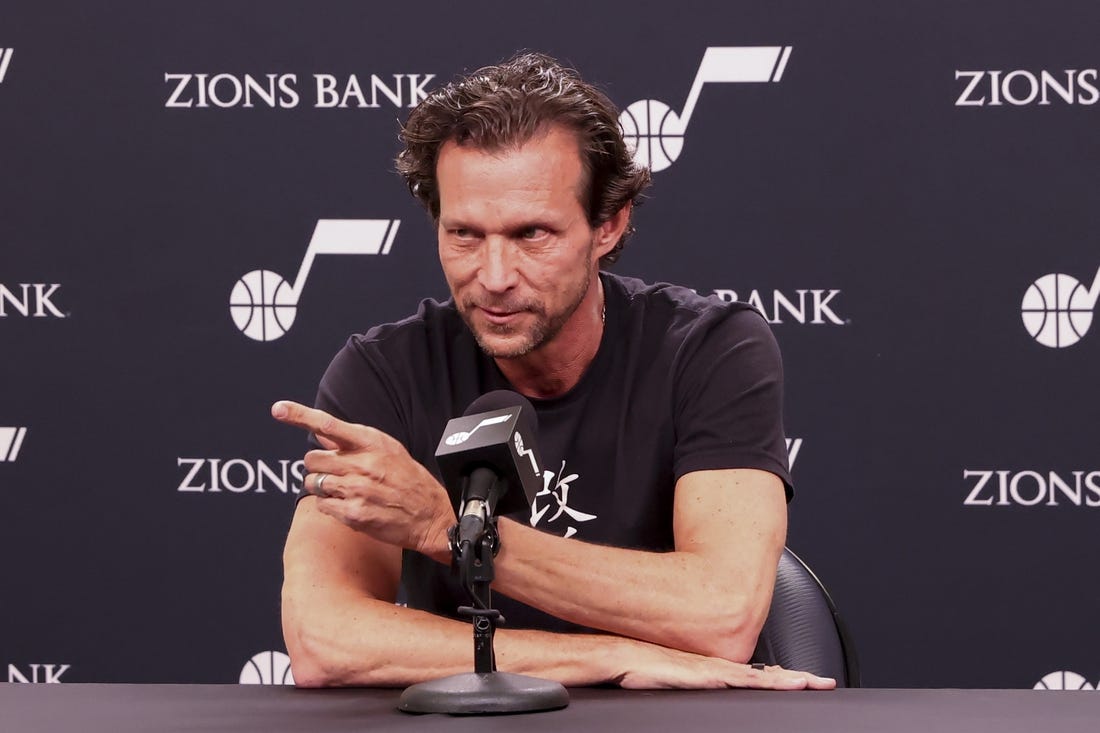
<box><xmin>519</xmin><ymin>227</ymin><xmax>547</xmax><ymax>240</ymax></box>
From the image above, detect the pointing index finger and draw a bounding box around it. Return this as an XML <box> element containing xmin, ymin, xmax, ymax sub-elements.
<box><xmin>271</xmin><ymin>401</ymin><xmax>370</xmax><ymax>449</ymax></box>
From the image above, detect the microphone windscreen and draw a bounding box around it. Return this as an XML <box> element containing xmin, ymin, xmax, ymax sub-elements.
<box><xmin>463</xmin><ymin>389</ymin><xmax>538</xmax><ymax>436</ymax></box>
<box><xmin>437</xmin><ymin>389</ymin><xmax>544</xmax><ymax>512</ymax></box>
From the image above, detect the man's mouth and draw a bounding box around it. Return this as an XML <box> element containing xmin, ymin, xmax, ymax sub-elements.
<box><xmin>477</xmin><ymin>306</ymin><xmax>523</xmax><ymax>325</ymax></box>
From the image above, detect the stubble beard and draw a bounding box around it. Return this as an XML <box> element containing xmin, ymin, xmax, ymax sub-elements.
<box><xmin>461</xmin><ymin>257</ymin><xmax>594</xmax><ymax>361</ymax></box>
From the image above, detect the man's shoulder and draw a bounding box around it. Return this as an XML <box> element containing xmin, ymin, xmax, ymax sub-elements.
<box><xmin>317</xmin><ymin>297</ymin><xmax>473</xmax><ymax>435</ymax></box>
<box><xmin>346</xmin><ymin>297</ymin><xmax>466</xmax><ymax>357</ymax></box>
<box><xmin>605</xmin><ymin>271</ymin><xmax>767</xmax><ymax>334</ymax></box>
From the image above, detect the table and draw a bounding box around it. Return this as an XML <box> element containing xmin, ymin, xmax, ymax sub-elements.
<box><xmin>3</xmin><ymin>684</ymin><xmax>1098</xmax><ymax>732</ymax></box>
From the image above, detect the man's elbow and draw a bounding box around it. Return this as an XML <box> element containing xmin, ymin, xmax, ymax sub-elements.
<box><xmin>284</xmin><ymin>621</ymin><xmax>378</xmax><ymax>688</ymax></box>
<box><xmin>281</xmin><ymin>589</ymin><xmax>365</xmax><ymax>688</ymax></box>
<box><xmin>703</xmin><ymin>629</ymin><xmax>760</xmax><ymax>664</ymax></box>
<box><xmin>690</xmin><ymin>629</ymin><xmax>759</xmax><ymax>664</ymax></box>
<box><xmin>283</xmin><ymin>616</ymin><xmax>346</xmax><ymax>688</ymax></box>
<box><xmin>286</xmin><ymin>654</ymin><xmax>329</xmax><ymax>689</ymax></box>
<box><xmin>687</xmin><ymin>595</ymin><xmax>767</xmax><ymax>663</ymax></box>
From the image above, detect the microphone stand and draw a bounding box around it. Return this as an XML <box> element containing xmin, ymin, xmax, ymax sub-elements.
<box><xmin>398</xmin><ymin>517</ymin><xmax>569</xmax><ymax>715</ymax></box>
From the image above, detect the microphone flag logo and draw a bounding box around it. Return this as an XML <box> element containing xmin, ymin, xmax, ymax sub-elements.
<box><xmin>444</xmin><ymin>414</ymin><xmax>513</xmax><ymax>446</ymax></box>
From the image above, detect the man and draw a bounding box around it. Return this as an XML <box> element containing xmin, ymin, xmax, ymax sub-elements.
<box><xmin>273</xmin><ymin>52</ymin><xmax>834</xmax><ymax>690</ymax></box>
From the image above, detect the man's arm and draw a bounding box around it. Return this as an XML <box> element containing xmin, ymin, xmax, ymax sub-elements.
<box><xmin>276</xmin><ymin>401</ymin><xmax>830</xmax><ymax>688</ymax></box>
<box><xmin>283</xmin><ymin>496</ymin><xmax>825</xmax><ymax>689</ymax></box>
<box><xmin>487</xmin><ymin>467</ymin><xmax>786</xmax><ymax>662</ymax></box>
<box><xmin>282</xmin><ymin>497</ymin><xmax>614</xmax><ymax>687</ymax></box>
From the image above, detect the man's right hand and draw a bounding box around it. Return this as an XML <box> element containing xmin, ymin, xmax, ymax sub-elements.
<box><xmin>272</xmin><ymin>400</ymin><xmax>455</xmax><ymax>562</ymax></box>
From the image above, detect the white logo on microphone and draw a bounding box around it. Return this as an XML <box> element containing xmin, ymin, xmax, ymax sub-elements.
<box><xmin>230</xmin><ymin>219</ymin><xmax>399</xmax><ymax>342</ymax></box>
<box><xmin>620</xmin><ymin>46</ymin><xmax>792</xmax><ymax>172</ymax></box>
<box><xmin>513</xmin><ymin>431</ymin><xmax>540</xmax><ymax>477</ymax></box>
<box><xmin>444</xmin><ymin>414</ymin><xmax>512</xmax><ymax>446</ymax></box>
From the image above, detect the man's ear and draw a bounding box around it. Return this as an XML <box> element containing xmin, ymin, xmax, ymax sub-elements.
<box><xmin>593</xmin><ymin>204</ymin><xmax>631</xmax><ymax>261</ymax></box>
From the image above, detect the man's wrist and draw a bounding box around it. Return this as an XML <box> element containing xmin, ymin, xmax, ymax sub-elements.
<box><xmin>417</xmin><ymin>512</ymin><xmax>455</xmax><ymax>564</ymax></box>
<box><xmin>589</xmin><ymin>633</ymin><xmax>634</xmax><ymax>685</ymax></box>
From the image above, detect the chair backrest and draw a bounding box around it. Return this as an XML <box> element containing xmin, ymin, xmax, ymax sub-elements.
<box><xmin>752</xmin><ymin>547</ymin><xmax>860</xmax><ymax>687</ymax></box>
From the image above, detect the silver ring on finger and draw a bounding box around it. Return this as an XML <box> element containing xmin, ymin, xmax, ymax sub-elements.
<box><xmin>314</xmin><ymin>473</ymin><xmax>329</xmax><ymax>495</ymax></box>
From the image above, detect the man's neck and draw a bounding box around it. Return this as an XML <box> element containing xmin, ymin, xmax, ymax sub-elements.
<box><xmin>494</xmin><ymin>277</ymin><xmax>605</xmax><ymax>400</ymax></box>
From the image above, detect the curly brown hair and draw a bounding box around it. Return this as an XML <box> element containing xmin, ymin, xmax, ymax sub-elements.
<box><xmin>396</xmin><ymin>52</ymin><xmax>652</xmax><ymax>267</ymax></box>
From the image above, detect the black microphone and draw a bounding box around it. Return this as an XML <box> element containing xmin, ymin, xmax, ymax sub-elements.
<box><xmin>435</xmin><ymin>391</ymin><xmax>543</xmax><ymax>552</ymax></box>
<box><xmin>400</xmin><ymin>390</ymin><xmax>568</xmax><ymax>715</ymax></box>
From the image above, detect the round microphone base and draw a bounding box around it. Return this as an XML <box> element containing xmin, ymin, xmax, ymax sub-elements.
<box><xmin>398</xmin><ymin>671</ymin><xmax>569</xmax><ymax>715</ymax></box>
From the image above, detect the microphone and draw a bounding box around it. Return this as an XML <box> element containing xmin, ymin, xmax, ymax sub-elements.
<box><xmin>435</xmin><ymin>391</ymin><xmax>543</xmax><ymax>553</ymax></box>
<box><xmin>399</xmin><ymin>390</ymin><xmax>568</xmax><ymax>714</ymax></box>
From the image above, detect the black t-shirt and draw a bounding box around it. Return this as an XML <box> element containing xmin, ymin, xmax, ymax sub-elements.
<box><xmin>313</xmin><ymin>271</ymin><xmax>791</xmax><ymax>633</ymax></box>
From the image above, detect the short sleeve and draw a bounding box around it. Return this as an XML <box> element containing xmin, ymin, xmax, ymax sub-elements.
<box><xmin>672</xmin><ymin>307</ymin><xmax>793</xmax><ymax>500</ymax></box>
<box><xmin>311</xmin><ymin>335</ymin><xmax>411</xmax><ymax>450</ymax></box>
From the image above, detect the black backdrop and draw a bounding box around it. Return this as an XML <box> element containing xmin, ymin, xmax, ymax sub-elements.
<box><xmin>2</xmin><ymin>0</ymin><xmax>1098</xmax><ymax>690</ymax></box>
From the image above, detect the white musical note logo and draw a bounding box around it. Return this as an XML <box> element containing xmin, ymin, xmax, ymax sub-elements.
<box><xmin>444</xmin><ymin>414</ymin><xmax>513</xmax><ymax>446</ymax></box>
<box><xmin>619</xmin><ymin>46</ymin><xmax>792</xmax><ymax>172</ymax></box>
<box><xmin>230</xmin><ymin>219</ymin><xmax>399</xmax><ymax>341</ymax></box>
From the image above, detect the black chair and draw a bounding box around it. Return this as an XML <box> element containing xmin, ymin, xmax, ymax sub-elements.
<box><xmin>751</xmin><ymin>547</ymin><xmax>860</xmax><ymax>687</ymax></box>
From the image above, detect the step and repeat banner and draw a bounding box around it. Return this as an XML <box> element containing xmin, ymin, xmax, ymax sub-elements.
<box><xmin>2</xmin><ymin>1</ymin><xmax>1096</xmax><ymax>689</ymax></box>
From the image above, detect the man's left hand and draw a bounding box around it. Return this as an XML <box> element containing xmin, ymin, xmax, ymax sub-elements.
<box><xmin>272</xmin><ymin>401</ymin><xmax>455</xmax><ymax>560</ymax></box>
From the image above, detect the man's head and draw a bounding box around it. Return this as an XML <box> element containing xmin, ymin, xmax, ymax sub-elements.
<box><xmin>396</xmin><ymin>52</ymin><xmax>651</xmax><ymax>268</ymax></box>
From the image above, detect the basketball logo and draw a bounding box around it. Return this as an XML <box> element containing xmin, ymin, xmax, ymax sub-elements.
<box><xmin>618</xmin><ymin>46</ymin><xmax>792</xmax><ymax>172</ymax></box>
<box><xmin>229</xmin><ymin>218</ymin><xmax>399</xmax><ymax>342</ymax></box>
<box><xmin>1033</xmin><ymin>671</ymin><xmax>1095</xmax><ymax>690</ymax></box>
<box><xmin>239</xmin><ymin>650</ymin><xmax>295</xmax><ymax>685</ymax></box>
<box><xmin>1021</xmin><ymin>267</ymin><xmax>1100</xmax><ymax>348</ymax></box>
<box><xmin>620</xmin><ymin>100</ymin><xmax>686</xmax><ymax>172</ymax></box>
<box><xmin>230</xmin><ymin>270</ymin><xmax>298</xmax><ymax>342</ymax></box>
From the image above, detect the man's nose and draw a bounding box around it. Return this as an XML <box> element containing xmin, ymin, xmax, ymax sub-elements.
<box><xmin>477</xmin><ymin>237</ymin><xmax>519</xmax><ymax>293</ymax></box>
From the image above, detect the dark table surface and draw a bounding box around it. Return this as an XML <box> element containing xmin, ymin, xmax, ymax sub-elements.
<box><xmin>3</xmin><ymin>684</ymin><xmax>1099</xmax><ymax>733</ymax></box>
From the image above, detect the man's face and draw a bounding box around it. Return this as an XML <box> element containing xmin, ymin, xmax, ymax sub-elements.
<box><xmin>435</xmin><ymin>126</ymin><xmax>607</xmax><ymax>359</ymax></box>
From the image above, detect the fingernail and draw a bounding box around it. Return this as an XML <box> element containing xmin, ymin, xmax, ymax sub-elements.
<box><xmin>272</xmin><ymin>402</ymin><xmax>288</xmax><ymax>418</ymax></box>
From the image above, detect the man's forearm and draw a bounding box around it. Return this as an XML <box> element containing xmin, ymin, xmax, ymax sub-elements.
<box><xmin>491</xmin><ymin>519</ymin><xmax>766</xmax><ymax>661</ymax></box>
<box><xmin>283</xmin><ymin>588</ymin><xmax>623</xmax><ymax>687</ymax></box>
<box><xmin>280</xmin><ymin>489</ymin><xmax>830</xmax><ymax>691</ymax></box>
<box><xmin>283</xmin><ymin>585</ymin><xmax>833</xmax><ymax>691</ymax></box>
<box><xmin>279</xmin><ymin>501</ymin><xmax>621</xmax><ymax>687</ymax></box>
<box><xmin>277</xmin><ymin>403</ymin><xmax>787</xmax><ymax>668</ymax></box>
<box><xmin>416</xmin><ymin>472</ymin><xmax>787</xmax><ymax>662</ymax></box>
